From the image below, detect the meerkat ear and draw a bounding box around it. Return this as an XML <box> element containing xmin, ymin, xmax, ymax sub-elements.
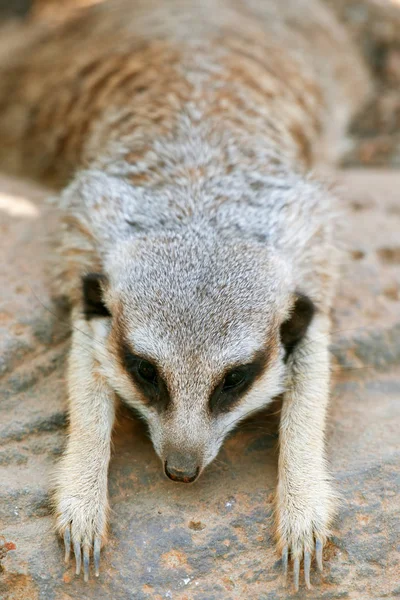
<box><xmin>82</xmin><ymin>273</ymin><xmax>111</xmax><ymax>319</ymax></box>
<box><xmin>280</xmin><ymin>292</ymin><xmax>315</xmax><ymax>359</ymax></box>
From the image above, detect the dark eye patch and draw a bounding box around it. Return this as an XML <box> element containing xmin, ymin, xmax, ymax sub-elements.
<box><xmin>136</xmin><ymin>359</ymin><xmax>158</xmax><ymax>386</ymax></box>
<box><xmin>222</xmin><ymin>367</ymin><xmax>249</xmax><ymax>391</ymax></box>
<box><xmin>209</xmin><ymin>351</ymin><xmax>269</xmax><ymax>414</ymax></box>
<box><xmin>120</xmin><ymin>342</ymin><xmax>170</xmax><ymax>411</ymax></box>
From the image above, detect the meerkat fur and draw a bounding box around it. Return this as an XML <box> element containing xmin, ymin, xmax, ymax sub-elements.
<box><xmin>0</xmin><ymin>0</ymin><xmax>372</xmax><ymax>590</ymax></box>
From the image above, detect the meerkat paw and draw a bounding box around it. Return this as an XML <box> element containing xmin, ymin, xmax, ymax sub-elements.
<box><xmin>275</xmin><ymin>482</ymin><xmax>335</xmax><ymax>591</ymax></box>
<box><xmin>55</xmin><ymin>484</ymin><xmax>108</xmax><ymax>581</ymax></box>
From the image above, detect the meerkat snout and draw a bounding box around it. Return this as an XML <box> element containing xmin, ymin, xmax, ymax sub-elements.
<box><xmin>164</xmin><ymin>454</ymin><xmax>200</xmax><ymax>483</ymax></box>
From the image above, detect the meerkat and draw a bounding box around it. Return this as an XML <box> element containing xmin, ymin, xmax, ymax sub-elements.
<box><xmin>0</xmin><ymin>0</ymin><xmax>372</xmax><ymax>590</ymax></box>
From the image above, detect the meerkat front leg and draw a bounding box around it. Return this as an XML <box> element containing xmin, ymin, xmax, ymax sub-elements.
<box><xmin>54</xmin><ymin>310</ymin><xmax>115</xmax><ymax>581</ymax></box>
<box><xmin>276</xmin><ymin>312</ymin><xmax>336</xmax><ymax>591</ymax></box>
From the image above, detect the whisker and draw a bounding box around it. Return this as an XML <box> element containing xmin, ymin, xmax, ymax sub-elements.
<box><xmin>212</xmin><ymin>457</ymin><xmax>229</xmax><ymax>467</ymax></box>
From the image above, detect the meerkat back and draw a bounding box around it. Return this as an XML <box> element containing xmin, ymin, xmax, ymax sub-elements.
<box><xmin>0</xmin><ymin>0</ymin><xmax>369</xmax><ymax>185</ymax></box>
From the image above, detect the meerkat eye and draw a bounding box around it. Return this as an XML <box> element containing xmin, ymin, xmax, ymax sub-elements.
<box><xmin>120</xmin><ymin>343</ymin><xmax>171</xmax><ymax>411</ymax></box>
<box><xmin>222</xmin><ymin>368</ymin><xmax>248</xmax><ymax>391</ymax></box>
<box><xmin>209</xmin><ymin>359</ymin><xmax>267</xmax><ymax>414</ymax></box>
<box><xmin>136</xmin><ymin>359</ymin><xmax>158</xmax><ymax>386</ymax></box>
<box><xmin>120</xmin><ymin>345</ymin><xmax>160</xmax><ymax>388</ymax></box>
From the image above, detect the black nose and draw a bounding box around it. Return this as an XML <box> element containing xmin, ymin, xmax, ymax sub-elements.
<box><xmin>164</xmin><ymin>461</ymin><xmax>200</xmax><ymax>483</ymax></box>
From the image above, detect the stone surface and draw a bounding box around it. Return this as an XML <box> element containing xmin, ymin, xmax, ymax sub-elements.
<box><xmin>0</xmin><ymin>169</ymin><xmax>399</xmax><ymax>600</ymax></box>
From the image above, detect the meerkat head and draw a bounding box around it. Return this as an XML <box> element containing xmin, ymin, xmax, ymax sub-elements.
<box><xmin>83</xmin><ymin>227</ymin><xmax>315</xmax><ymax>483</ymax></box>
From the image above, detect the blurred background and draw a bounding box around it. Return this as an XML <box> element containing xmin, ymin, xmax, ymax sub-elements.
<box><xmin>0</xmin><ymin>0</ymin><xmax>31</xmax><ymax>18</ymax></box>
<box><xmin>1</xmin><ymin>0</ymin><xmax>400</xmax><ymax>167</ymax></box>
<box><xmin>0</xmin><ymin>0</ymin><xmax>105</xmax><ymax>19</ymax></box>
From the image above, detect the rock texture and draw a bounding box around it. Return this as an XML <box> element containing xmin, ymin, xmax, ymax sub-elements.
<box><xmin>0</xmin><ymin>169</ymin><xmax>399</xmax><ymax>599</ymax></box>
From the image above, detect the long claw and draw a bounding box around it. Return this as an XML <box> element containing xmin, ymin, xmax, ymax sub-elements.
<box><xmin>63</xmin><ymin>527</ymin><xmax>71</xmax><ymax>563</ymax></box>
<box><xmin>293</xmin><ymin>557</ymin><xmax>300</xmax><ymax>592</ymax></box>
<box><xmin>282</xmin><ymin>546</ymin><xmax>288</xmax><ymax>580</ymax></box>
<box><xmin>316</xmin><ymin>539</ymin><xmax>323</xmax><ymax>572</ymax></box>
<box><xmin>304</xmin><ymin>551</ymin><xmax>311</xmax><ymax>589</ymax></box>
<box><xmin>83</xmin><ymin>546</ymin><xmax>90</xmax><ymax>582</ymax></box>
<box><xmin>94</xmin><ymin>536</ymin><xmax>101</xmax><ymax>577</ymax></box>
<box><xmin>73</xmin><ymin>541</ymin><xmax>82</xmax><ymax>575</ymax></box>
